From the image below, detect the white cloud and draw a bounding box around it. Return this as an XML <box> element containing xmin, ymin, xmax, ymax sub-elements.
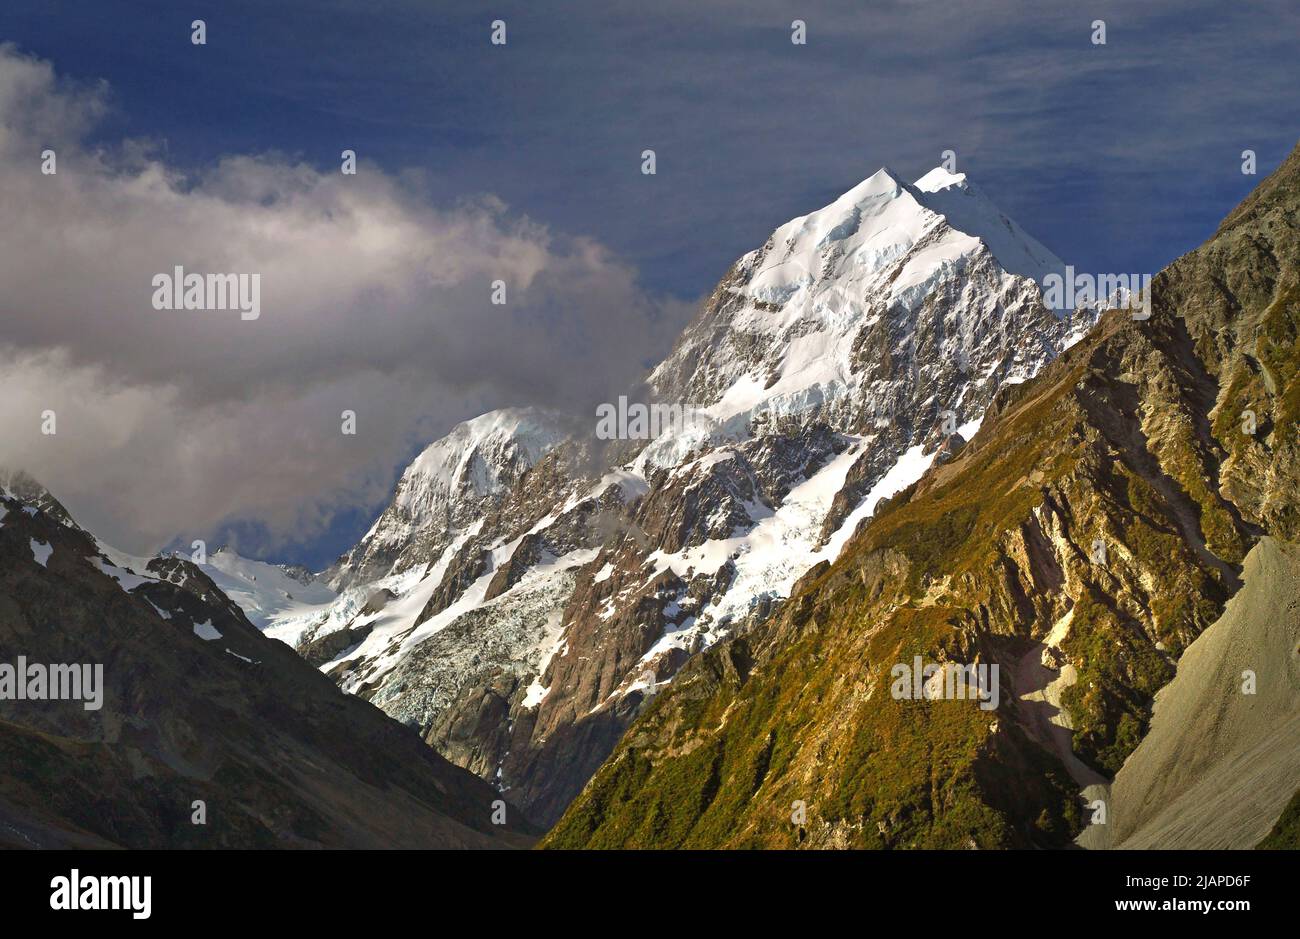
<box><xmin>0</xmin><ymin>43</ymin><xmax>693</xmax><ymax>556</ymax></box>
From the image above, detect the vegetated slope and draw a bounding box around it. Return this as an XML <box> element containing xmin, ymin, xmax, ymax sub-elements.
<box><xmin>544</xmin><ymin>142</ymin><xmax>1300</xmax><ymax>849</ymax></box>
<box><xmin>0</xmin><ymin>477</ymin><xmax>535</xmax><ymax>849</ymax></box>
<box><xmin>264</xmin><ymin>167</ymin><xmax>1093</xmax><ymax>827</ymax></box>
<box><xmin>1257</xmin><ymin>789</ymin><xmax>1300</xmax><ymax>848</ymax></box>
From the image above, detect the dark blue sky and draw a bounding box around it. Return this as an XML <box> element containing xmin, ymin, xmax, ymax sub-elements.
<box><xmin>3</xmin><ymin>0</ymin><xmax>1297</xmax><ymax>567</ymax></box>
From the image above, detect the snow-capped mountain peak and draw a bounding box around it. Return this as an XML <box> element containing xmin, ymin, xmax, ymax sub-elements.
<box><xmin>744</xmin><ymin>165</ymin><xmax>1062</xmax><ymax>310</ymax></box>
<box><xmin>399</xmin><ymin>407</ymin><xmax>570</xmax><ymax>513</ymax></box>
<box><xmin>742</xmin><ymin>166</ymin><xmax>930</xmax><ymax>306</ymax></box>
<box><xmin>328</xmin><ymin>406</ymin><xmax>572</xmax><ymax>591</ymax></box>
<box><xmin>646</xmin><ymin>166</ymin><xmax>1082</xmax><ymax>451</ymax></box>
<box><xmin>231</xmin><ymin>168</ymin><xmax>1097</xmax><ymax>827</ymax></box>
<box><xmin>911</xmin><ymin>166</ymin><xmax>1064</xmax><ymax>284</ymax></box>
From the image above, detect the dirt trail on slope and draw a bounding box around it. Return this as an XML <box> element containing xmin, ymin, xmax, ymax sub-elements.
<box><xmin>1076</xmin><ymin>536</ymin><xmax>1300</xmax><ymax>849</ymax></box>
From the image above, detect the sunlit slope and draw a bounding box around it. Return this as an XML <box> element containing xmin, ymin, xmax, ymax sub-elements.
<box><xmin>545</xmin><ymin>143</ymin><xmax>1300</xmax><ymax>849</ymax></box>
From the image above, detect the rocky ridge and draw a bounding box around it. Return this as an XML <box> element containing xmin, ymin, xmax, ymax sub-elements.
<box><xmin>0</xmin><ymin>478</ymin><xmax>536</xmax><ymax>848</ymax></box>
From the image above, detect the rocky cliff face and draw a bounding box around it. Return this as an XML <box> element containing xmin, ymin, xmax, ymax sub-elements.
<box><xmin>257</xmin><ymin>166</ymin><xmax>1096</xmax><ymax>827</ymax></box>
<box><xmin>0</xmin><ymin>480</ymin><xmax>535</xmax><ymax>848</ymax></box>
<box><xmin>543</xmin><ymin>143</ymin><xmax>1300</xmax><ymax>848</ymax></box>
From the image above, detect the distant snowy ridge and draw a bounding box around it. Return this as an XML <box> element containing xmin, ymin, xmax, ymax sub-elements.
<box><xmin>203</xmin><ymin>547</ymin><xmax>337</xmax><ymax>630</ymax></box>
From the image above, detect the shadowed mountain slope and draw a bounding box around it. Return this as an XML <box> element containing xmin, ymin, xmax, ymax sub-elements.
<box><xmin>0</xmin><ymin>482</ymin><xmax>536</xmax><ymax>849</ymax></box>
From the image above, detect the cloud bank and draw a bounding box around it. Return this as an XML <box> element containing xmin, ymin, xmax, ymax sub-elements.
<box><xmin>0</xmin><ymin>44</ymin><xmax>692</xmax><ymax>556</ymax></box>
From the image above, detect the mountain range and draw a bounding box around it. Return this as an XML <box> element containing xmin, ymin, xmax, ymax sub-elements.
<box><xmin>545</xmin><ymin>142</ymin><xmax>1300</xmax><ymax>848</ymax></box>
<box><xmin>3</xmin><ymin>146</ymin><xmax>1296</xmax><ymax>849</ymax></box>
<box><xmin>240</xmin><ymin>164</ymin><xmax>1102</xmax><ymax>827</ymax></box>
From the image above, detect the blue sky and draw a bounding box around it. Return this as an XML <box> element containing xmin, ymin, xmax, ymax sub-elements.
<box><xmin>1</xmin><ymin>0</ymin><xmax>1297</xmax><ymax>567</ymax></box>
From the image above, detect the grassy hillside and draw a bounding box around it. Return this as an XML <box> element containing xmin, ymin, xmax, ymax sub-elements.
<box><xmin>1258</xmin><ymin>790</ymin><xmax>1300</xmax><ymax>849</ymax></box>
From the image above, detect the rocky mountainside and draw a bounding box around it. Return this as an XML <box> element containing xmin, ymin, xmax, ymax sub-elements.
<box><xmin>0</xmin><ymin>478</ymin><xmax>535</xmax><ymax>848</ymax></box>
<box><xmin>326</xmin><ymin>408</ymin><xmax>573</xmax><ymax>592</ymax></box>
<box><xmin>543</xmin><ymin>143</ymin><xmax>1300</xmax><ymax>848</ymax></box>
<box><xmin>259</xmin><ymin>165</ymin><xmax>1100</xmax><ymax>827</ymax></box>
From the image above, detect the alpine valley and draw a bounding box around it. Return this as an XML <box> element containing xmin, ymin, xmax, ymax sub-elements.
<box><xmin>4</xmin><ymin>148</ymin><xmax>1298</xmax><ymax>849</ymax></box>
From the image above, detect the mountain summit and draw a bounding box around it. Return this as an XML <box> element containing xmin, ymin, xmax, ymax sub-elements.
<box><xmin>243</xmin><ymin>167</ymin><xmax>1093</xmax><ymax>826</ymax></box>
<box><xmin>328</xmin><ymin>407</ymin><xmax>572</xmax><ymax>592</ymax></box>
<box><xmin>546</xmin><ymin>142</ymin><xmax>1300</xmax><ymax>849</ymax></box>
<box><xmin>647</xmin><ymin>165</ymin><xmax>1080</xmax><ymax>451</ymax></box>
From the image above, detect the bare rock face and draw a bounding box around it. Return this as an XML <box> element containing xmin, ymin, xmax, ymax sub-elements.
<box><xmin>1076</xmin><ymin>536</ymin><xmax>1300</xmax><ymax>850</ymax></box>
<box><xmin>0</xmin><ymin>469</ymin><xmax>83</xmax><ymax>531</ymax></box>
<box><xmin>298</xmin><ymin>620</ymin><xmax>373</xmax><ymax>668</ymax></box>
<box><xmin>247</xmin><ymin>166</ymin><xmax>1099</xmax><ymax>827</ymax></box>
